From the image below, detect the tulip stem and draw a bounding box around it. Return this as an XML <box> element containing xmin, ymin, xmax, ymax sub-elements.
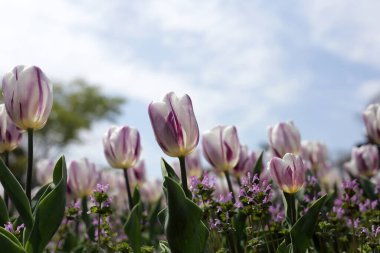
<box><xmin>26</xmin><ymin>129</ymin><xmax>34</xmax><ymax>203</ymax></box>
<box><xmin>3</xmin><ymin>151</ymin><xmax>9</xmax><ymax>207</ymax></box>
<box><xmin>284</xmin><ymin>192</ymin><xmax>297</xmax><ymax>226</ymax></box>
<box><xmin>179</xmin><ymin>156</ymin><xmax>191</xmax><ymax>198</ymax></box>
<box><xmin>224</xmin><ymin>171</ymin><xmax>236</xmax><ymax>203</ymax></box>
<box><xmin>123</xmin><ymin>169</ymin><xmax>134</xmax><ymax>210</ymax></box>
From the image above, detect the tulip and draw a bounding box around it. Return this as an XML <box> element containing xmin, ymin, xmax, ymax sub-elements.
<box><xmin>349</xmin><ymin>145</ymin><xmax>379</xmax><ymax>178</ymax></box>
<box><xmin>267</xmin><ymin>121</ymin><xmax>301</xmax><ymax>158</ymax></box>
<box><xmin>149</xmin><ymin>92</ymin><xmax>199</xmax><ymax>197</ymax></box>
<box><xmin>2</xmin><ymin>65</ymin><xmax>53</xmax><ymax>202</ymax></box>
<box><xmin>148</xmin><ymin>92</ymin><xmax>199</xmax><ymax>157</ymax></box>
<box><xmin>2</xmin><ymin>65</ymin><xmax>53</xmax><ymax>130</ymax></box>
<box><xmin>35</xmin><ymin>159</ymin><xmax>55</xmax><ymax>185</ymax></box>
<box><xmin>0</xmin><ymin>104</ymin><xmax>22</xmax><ymax>153</ymax></box>
<box><xmin>203</xmin><ymin>125</ymin><xmax>241</xmax><ymax>201</ymax></box>
<box><xmin>68</xmin><ymin>158</ymin><xmax>99</xmax><ymax>199</ymax></box>
<box><xmin>267</xmin><ymin>153</ymin><xmax>305</xmax><ymax>194</ymax></box>
<box><xmin>131</xmin><ymin>160</ymin><xmax>147</xmax><ymax>185</ymax></box>
<box><xmin>103</xmin><ymin>125</ymin><xmax>141</xmax><ymax>169</ymax></box>
<box><xmin>301</xmin><ymin>141</ymin><xmax>329</xmax><ymax>172</ymax></box>
<box><xmin>232</xmin><ymin>145</ymin><xmax>258</xmax><ymax>178</ymax></box>
<box><xmin>103</xmin><ymin>125</ymin><xmax>142</xmax><ymax>210</ymax></box>
<box><xmin>363</xmin><ymin>103</ymin><xmax>380</xmax><ymax>144</ymax></box>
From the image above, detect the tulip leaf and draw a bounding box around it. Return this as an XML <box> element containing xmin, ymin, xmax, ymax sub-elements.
<box><xmin>159</xmin><ymin>241</ymin><xmax>171</xmax><ymax>253</ymax></box>
<box><xmin>133</xmin><ymin>186</ymin><xmax>141</xmax><ymax>205</ymax></box>
<box><xmin>0</xmin><ymin>195</ymin><xmax>9</xmax><ymax>225</ymax></box>
<box><xmin>148</xmin><ymin>197</ymin><xmax>163</xmax><ymax>241</ymax></box>
<box><xmin>164</xmin><ymin>176</ymin><xmax>208</xmax><ymax>253</ymax></box>
<box><xmin>25</xmin><ymin>156</ymin><xmax>67</xmax><ymax>253</ymax></box>
<box><xmin>0</xmin><ymin>159</ymin><xmax>33</xmax><ymax>228</ymax></box>
<box><xmin>124</xmin><ymin>202</ymin><xmax>142</xmax><ymax>253</ymax></box>
<box><xmin>290</xmin><ymin>194</ymin><xmax>327</xmax><ymax>253</ymax></box>
<box><xmin>31</xmin><ymin>184</ymin><xmax>53</xmax><ymax>211</ymax></box>
<box><xmin>276</xmin><ymin>240</ymin><xmax>292</xmax><ymax>253</ymax></box>
<box><xmin>0</xmin><ymin>227</ymin><xmax>26</xmax><ymax>253</ymax></box>
<box><xmin>161</xmin><ymin>159</ymin><xmax>180</xmax><ymax>183</ymax></box>
<box><xmin>252</xmin><ymin>151</ymin><xmax>264</xmax><ymax>176</ymax></box>
<box><xmin>81</xmin><ymin>196</ymin><xmax>95</xmax><ymax>241</ymax></box>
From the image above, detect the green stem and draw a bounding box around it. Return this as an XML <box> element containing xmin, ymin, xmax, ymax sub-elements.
<box><xmin>97</xmin><ymin>202</ymin><xmax>102</xmax><ymax>246</ymax></box>
<box><xmin>3</xmin><ymin>152</ymin><xmax>9</xmax><ymax>207</ymax></box>
<box><xmin>283</xmin><ymin>192</ymin><xmax>297</xmax><ymax>227</ymax></box>
<box><xmin>224</xmin><ymin>171</ymin><xmax>236</xmax><ymax>203</ymax></box>
<box><xmin>123</xmin><ymin>169</ymin><xmax>134</xmax><ymax>210</ymax></box>
<box><xmin>26</xmin><ymin>129</ymin><xmax>33</xmax><ymax>203</ymax></box>
<box><xmin>179</xmin><ymin>156</ymin><xmax>191</xmax><ymax>198</ymax></box>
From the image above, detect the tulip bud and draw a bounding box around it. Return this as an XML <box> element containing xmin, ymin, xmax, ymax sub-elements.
<box><xmin>267</xmin><ymin>121</ymin><xmax>301</xmax><ymax>158</ymax></box>
<box><xmin>103</xmin><ymin>125</ymin><xmax>142</xmax><ymax>169</ymax></box>
<box><xmin>232</xmin><ymin>145</ymin><xmax>259</xmax><ymax>177</ymax></box>
<box><xmin>363</xmin><ymin>103</ymin><xmax>380</xmax><ymax>144</ymax></box>
<box><xmin>349</xmin><ymin>145</ymin><xmax>379</xmax><ymax>178</ymax></box>
<box><xmin>35</xmin><ymin>159</ymin><xmax>54</xmax><ymax>185</ymax></box>
<box><xmin>301</xmin><ymin>141</ymin><xmax>329</xmax><ymax>171</ymax></box>
<box><xmin>131</xmin><ymin>160</ymin><xmax>147</xmax><ymax>184</ymax></box>
<box><xmin>148</xmin><ymin>92</ymin><xmax>199</xmax><ymax>157</ymax></box>
<box><xmin>202</xmin><ymin>125</ymin><xmax>241</xmax><ymax>171</ymax></box>
<box><xmin>0</xmin><ymin>104</ymin><xmax>22</xmax><ymax>153</ymax></box>
<box><xmin>2</xmin><ymin>65</ymin><xmax>53</xmax><ymax>130</ymax></box>
<box><xmin>68</xmin><ymin>158</ymin><xmax>99</xmax><ymax>198</ymax></box>
<box><xmin>267</xmin><ymin>153</ymin><xmax>305</xmax><ymax>194</ymax></box>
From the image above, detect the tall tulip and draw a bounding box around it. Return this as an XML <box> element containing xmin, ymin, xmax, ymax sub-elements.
<box><xmin>148</xmin><ymin>92</ymin><xmax>199</xmax><ymax>197</ymax></box>
<box><xmin>363</xmin><ymin>103</ymin><xmax>380</xmax><ymax>144</ymax></box>
<box><xmin>301</xmin><ymin>141</ymin><xmax>329</xmax><ymax>172</ymax></box>
<box><xmin>267</xmin><ymin>153</ymin><xmax>306</xmax><ymax>226</ymax></box>
<box><xmin>68</xmin><ymin>158</ymin><xmax>99</xmax><ymax>199</ymax></box>
<box><xmin>267</xmin><ymin>121</ymin><xmax>301</xmax><ymax>158</ymax></box>
<box><xmin>232</xmin><ymin>145</ymin><xmax>258</xmax><ymax>179</ymax></box>
<box><xmin>2</xmin><ymin>65</ymin><xmax>53</xmax><ymax>202</ymax></box>
<box><xmin>103</xmin><ymin>125</ymin><xmax>142</xmax><ymax>210</ymax></box>
<box><xmin>203</xmin><ymin>125</ymin><xmax>240</xmax><ymax>201</ymax></box>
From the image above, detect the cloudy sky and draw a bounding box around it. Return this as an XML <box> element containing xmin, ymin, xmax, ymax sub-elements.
<box><xmin>1</xmin><ymin>0</ymin><xmax>379</xmax><ymax>178</ymax></box>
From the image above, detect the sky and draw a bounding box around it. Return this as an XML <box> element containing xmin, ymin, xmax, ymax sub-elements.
<box><xmin>0</xmin><ymin>0</ymin><xmax>379</xmax><ymax>179</ymax></box>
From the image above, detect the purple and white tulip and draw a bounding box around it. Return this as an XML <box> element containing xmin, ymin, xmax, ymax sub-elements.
<box><xmin>350</xmin><ymin>145</ymin><xmax>379</xmax><ymax>178</ymax></box>
<box><xmin>0</xmin><ymin>104</ymin><xmax>22</xmax><ymax>153</ymax></box>
<box><xmin>202</xmin><ymin>125</ymin><xmax>241</xmax><ymax>172</ymax></box>
<box><xmin>131</xmin><ymin>160</ymin><xmax>147</xmax><ymax>184</ymax></box>
<box><xmin>148</xmin><ymin>92</ymin><xmax>199</xmax><ymax>157</ymax></box>
<box><xmin>301</xmin><ymin>141</ymin><xmax>329</xmax><ymax>171</ymax></box>
<box><xmin>267</xmin><ymin>121</ymin><xmax>301</xmax><ymax>158</ymax></box>
<box><xmin>363</xmin><ymin>103</ymin><xmax>380</xmax><ymax>144</ymax></box>
<box><xmin>35</xmin><ymin>159</ymin><xmax>55</xmax><ymax>185</ymax></box>
<box><xmin>103</xmin><ymin>125</ymin><xmax>142</xmax><ymax>169</ymax></box>
<box><xmin>2</xmin><ymin>65</ymin><xmax>53</xmax><ymax>130</ymax></box>
<box><xmin>68</xmin><ymin>158</ymin><xmax>99</xmax><ymax>198</ymax></box>
<box><xmin>232</xmin><ymin>145</ymin><xmax>259</xmax><ymax>177</ymax></box>
<box><xmin>267</xmin><ymin>153</ymin><xmax>306</xmax><ymax>194</ymax></box>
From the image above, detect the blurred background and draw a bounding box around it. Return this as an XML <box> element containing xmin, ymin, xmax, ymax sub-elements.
<box><xmin>0</xmin><ymin>0</ymin><xmax>379</xmax><ymax>179</ymax></box>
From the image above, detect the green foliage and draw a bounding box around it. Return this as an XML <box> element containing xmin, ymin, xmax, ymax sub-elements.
<box><xmin>0</xmin><ymin>227</ymin><xmax>26</xmax><ymax>253</ymax></box>
<box><xmin>290</xmin><ymin>194</ymin><xmax>327</xmax><ymax>253</ymax></box>
<box><xmin>124</xmin><ymin>203</ymin><xmax>143</xmax><ymax>253</ymax></box>
<box><xmin>252</xmin><ymin>151</ymin><xmax>264</xmax><ymax>175</ymax></box>
<box><xmin>0</xmin><ymin>195</ymin><xmax>9</xmax><ymax>225</ymax></box>
<box><xmin>25</xmin><ymin>156</ymin><xmax>67</xmax><ymax>253</ymax></box>
<box><xmin>0</xmin><ymin>158</ymin><xmax>33</xmax><ymax>228</ymax></box>
<box><xmin>38</xmin><ymin>79</ymin><xmax>125</xmax><ymax>149</ymax></box>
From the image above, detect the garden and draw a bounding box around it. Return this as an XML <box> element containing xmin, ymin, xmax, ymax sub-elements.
<box><xmin>0</xmin><ymin>65</ymin><xmax>379</xmax><ymax>253</ymax></box>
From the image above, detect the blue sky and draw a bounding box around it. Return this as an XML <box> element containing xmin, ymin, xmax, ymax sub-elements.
<box><xmin>0</xmin><ymin>0</ymin><xmax>379</xmax><ymax>179</ymax></box>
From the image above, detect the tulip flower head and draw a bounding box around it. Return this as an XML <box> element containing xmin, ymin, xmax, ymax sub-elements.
<box><xmin>267</xmin><ymin>153</ymin><xmax>306</xmax><ymax>194</ymax></box>
<box><xmin>103</xmin><ymin>125</ymin><xmax>142</xmax><ymax>169</ymax></box>
<box><xmin>148</xmin><ymin>92</ymin><xmax>199</xmax><ymax>157</ymax></box>
<box><xmin>202</xmin><ymin>125</ymin><xmax>241</xmax><ymax>172</ymax></box>
<box><xmin>363</xmin><ymin>103</ymin><xmax>380</xmax><ymax>144</ymax></box>
<box><xmin>2</xmin><ymin>65</ymin><xmax>53</xmax><ymax>130</ymax></box>
<box><xmin>0</xmin><ymin>104</ymin><xmax>22</xmax><ymax>153</ymax></box>
<box><xmin>349</xmin><ymin>145</ymin><xmax>379</xmax><ymax>178</ymax></box>
<box><xmin>68</xmin><ymin>158</ymin><xmax>99</xmax><ymax>198</ymax></box>
<box><xmin>301</xmin><ymin>141</ymin><xmax>329</xmax><ymax>171</ymax></box>
<box><xmin>267</xmin><ymin>121</ymin><xmax>301</xmax><ymax>158</ymax></box>
<box><xmin>233</xmin><ymin>145</ymin><xmax>258</xmax><ymax>177</ymax></box>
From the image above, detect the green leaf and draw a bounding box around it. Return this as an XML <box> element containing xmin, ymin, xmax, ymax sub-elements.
<box><xmin>157</xmin><ymin>208</ymin><xmax>167</xmax><ymax>227</ymax></box>
<box><xmin>0</xmin><ymin>195</ymin><xmax>9</xmax><ymax>225</ymax></box>
<box><xmin>276</xmin><ymin>240</ymin><xmax>292</xmax><ymax>253</ymax></box>
<box><xmin>0</xmin><ymin>159</ymin><xmax>33</xmax><ymax>228</ymax></box>
<box><xmin>148</xmin><ymin>197</ymin><xmax>163</xmax><ymax>241</ymax></box>
<box><xmin>124</xmin><ymin>202</ymin><xmax>142</xmax><ymax>253</ymax></box>
<box><xmin>164</xmin><ymin>177</ymin><xmax>208</xmax><ymax>253</ymax></box>
<box><xmin>25</xmin><ymin>156</ymin><xmax>67</xmax><ymax>253</ymax></box>
<box><xmin>0</xmin><ymin>227</ymin><xmax>26</xmax><ymax>253</ymax></box>
<box><xmin>290</xmin><ymin>194</ymin><xmax>327</xmax><ymax>253</ymax></box>
<box><xmin>30</xmin><ymin>184</ymin><xmax>53</xmax><ymax>211</ymax></box>
<box><xmin>252</xmin><ymin>151</ymin><xmax>264</xmax><ymax>175</ymax></box>
<box><xmin>161</xmin><ymin>159</ymin><xmax>180</xmax><ymax>183</ymax></box>
<box><xmin>133</xmin><ymin>186</ymin><xmax>141</xmax><ymax>205</ymax></box>
<box><xmin>81</xmin><ymin>196</ymin><xmax>95</xmax><ymax>241</ymax></box>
